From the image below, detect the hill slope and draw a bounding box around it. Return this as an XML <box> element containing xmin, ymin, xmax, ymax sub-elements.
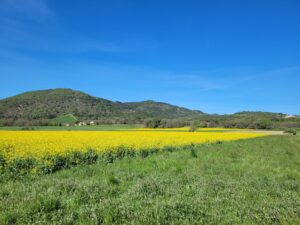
<box><xmin>124</xmin><ymin>100</ymin><xmax>203</xmax><ymax>119</ymax></box>
<box><xmin>0</xmin><ymin>89</ymin><xmax>203</xmax><ymax>125</ymax></box>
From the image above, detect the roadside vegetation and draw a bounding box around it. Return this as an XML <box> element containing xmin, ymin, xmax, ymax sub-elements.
<box><xmin>284</xmin><ymin>128</ymin><xmax>297</xmax><ymax>135</ymax></box>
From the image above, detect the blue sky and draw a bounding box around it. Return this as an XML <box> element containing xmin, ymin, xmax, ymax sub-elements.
<box><xmin>0</xmin><ymin>0</ymin><xmax>299</xmax><ymax>114</ymax></box>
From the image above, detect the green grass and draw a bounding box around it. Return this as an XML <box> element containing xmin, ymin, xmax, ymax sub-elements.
<box><xmin>51</xmin><ymin>114</ymin><xmax>78</xmax><ymax>125</ymax></box>
<box><xmin>0</xmin><ymin>135</ymin><xmax>299</xmax><ymax>224</ymax></box>
<box><xmin>0</xmin><ymin>126</ymin><xmax>238</xmax><ymax>132</ymax></box>
<box><xmin>0</xmin><ymin>124</ymin><xmax>139</xmax><ymax>131</ymax></box>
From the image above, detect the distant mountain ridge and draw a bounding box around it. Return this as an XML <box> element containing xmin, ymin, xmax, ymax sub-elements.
<box><xmin>0</xmin><ymin>88</ymin><xmax>298</xmax><ymax>129</ymax></box>
<box><xmin>0</xmin><ymin>88</ymin><xmax>204</xmax><ymax>123</ymax></box>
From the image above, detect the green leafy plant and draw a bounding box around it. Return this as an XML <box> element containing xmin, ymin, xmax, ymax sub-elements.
<box><xmin>284</xmin><ymin>128</ymin><xmax>297</xmax><ymax>135</ymax></box>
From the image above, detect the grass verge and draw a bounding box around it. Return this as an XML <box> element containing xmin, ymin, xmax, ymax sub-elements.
<box><xmin>0</xmin><ymin>135</ymin><xmax>299</xmax><ymax>224</ymax></box>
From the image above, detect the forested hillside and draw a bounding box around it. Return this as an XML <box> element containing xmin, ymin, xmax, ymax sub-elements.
<box><xmin>0</xmin><ymin>89</ymin><xmax>299</xmax><ymax>128</ymax></box>
<box><xmin>0</xmin><ymin>89</ymin><xmax>203</xmax><ymax>126</ymax></box>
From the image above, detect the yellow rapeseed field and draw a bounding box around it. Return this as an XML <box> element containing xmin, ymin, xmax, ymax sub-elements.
<box><xmin>0</xmin><ymin>130</ymin><xmax>266</xmax><ymax>162</ymax></box>
<box><xmin>135</xmin><ymin>127</ymin><xmax>249</xmax><ymax>131</ymax></box>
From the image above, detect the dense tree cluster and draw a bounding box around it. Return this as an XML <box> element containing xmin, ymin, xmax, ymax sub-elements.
<box><xmin>190</xmin><ymin>112</ymin><xmax>300</xmax><ymax>130</ymax></box>
<box><xmin>144</xmin><ymin>112</ymin><xmax>300</xmax><ymax>129</ymax></box>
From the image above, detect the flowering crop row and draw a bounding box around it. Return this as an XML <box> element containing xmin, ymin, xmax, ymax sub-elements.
<box><xmin>0</xmin><ymin>130</ymin><xmax>266</xmax><ymax>176</ymax></box>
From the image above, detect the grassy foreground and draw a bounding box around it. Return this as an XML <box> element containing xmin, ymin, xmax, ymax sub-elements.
<box><xmin>0</xmin><ymin>135</ymin><xmax>299</xmax><ymax>224</ymax></box>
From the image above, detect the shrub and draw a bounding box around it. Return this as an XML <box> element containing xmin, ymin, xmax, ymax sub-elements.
<box><xmin>8</xmin><ymin>158</ymin><xmax>36</xmax><ymax>176</ymax></box>
<box><xmin>284</xmin><ymin>128</ymin><xmax>297</xmax><ymax>135</ymax></box>
<box><xmin>103</xmin><ymin>151</ymin><xmax>115</xmax><ymax>163</ymax></box>
<box><xmin>21</xmin><ymin>127</ymin><xmax>35</xmax><ymax>130</ymax></box>
<box><xmin>0</xmin><ymin>154</ymin><xmax>6</xmax><ymax>175</ymax></box>
<box><xmin>52</xmin><ymin>155</ymin><xmax>70</xmax><ymax>172</ymax></box>
<box><xmin>108</xmin><ymin>175</ymin><xmax>120</xmax><ymax>185</ymax></box>
<box><xmin>82</xmin><ymin>150</ymin><xmax>98</xmax><ymax>164</ymax></box>
<box><xmin>145</xmin><ymin>119</ymin><xmax>162</xmax><ymax>128</ymax></box>
<box><xmin>190</xmin><ymin>148</ymin><xmax>198</xmax><ymax>158</ymax></box>
<box><xmin>139</xmin><ymin>150</ymin><xmax>150</xmax><ymax>158</ymax></box>
<box><xmin>189</xmin><ymin>121</ymin><xmax>199</xmax><ymax>132</ymax></box>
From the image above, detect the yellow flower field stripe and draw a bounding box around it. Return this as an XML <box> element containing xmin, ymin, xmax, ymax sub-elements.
<box><xmin>133</xmin><ymin>127</ymin><xmax>250</xmax><ymax>131</ymax></box>
<box><xmin>135</xmin><ymin>127</ymin><xmax>190</xmax><ymax>131</ymax></box>
<box><xmin>0</xmin><ymin>131</ymin><xmax>266</xmax><ymax>162</ymax></box>
<box><xmin>198</xmin><ymin>128</ymin><xmax>251</xmax><ymax>131</ymax></box>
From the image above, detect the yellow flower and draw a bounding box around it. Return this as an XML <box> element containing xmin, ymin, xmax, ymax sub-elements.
<box><xmin>0</xmin><ymin>130</ymin><xmax>266</xmax><ymax>163</ymax></box>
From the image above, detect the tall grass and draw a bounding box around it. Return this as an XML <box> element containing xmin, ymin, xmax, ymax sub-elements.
<box><xmin>0</xmin><ymin>135</ymin><xmax>299</xmax><ymax>224</ymax></box>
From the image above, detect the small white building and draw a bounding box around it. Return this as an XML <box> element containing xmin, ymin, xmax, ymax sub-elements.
<box><xmin>78</xmin><ymin>122</ymin><xmax>87</xmax><ymax>126</ymax></box>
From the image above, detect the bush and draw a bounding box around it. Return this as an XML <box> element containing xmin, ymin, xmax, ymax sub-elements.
<box><xmin>82</xmin><ymin>150</ymin><xmax>98</xmax><ymax>164</ymax></box>
<box><xmin>189</xmin><ymin>121</ymin><xmax>199</xmax><ymax>132</ymax></box>
<box><xmin>190</xmin><ymin>148</ymin><xmax>198</xmax><ymax>158</ymax></box>
<box><xmin>51</xmin><ymin>155</ymin><xmax>70</xmax><ymax>172</ymax></box>
<box><xmin>145</xmin><ymin>119</ymin><xmax>162</xmax><ymax>128</ymax></box>
<box><xmin>68</xmin><ymin>150</ymin><xmax>98</xmax><ymax>166</ymax></box>
<box><xmin>8</xmin><ymin>158</ymin><xmax>36</xmax><ymax>176</ymax></box>
<box><xmin>103</xmin><ymin>151</ymin><xmax>115</xmax><ymax>164</ymax></box>
<box><xmin>21</xmin><ymin>127</ymin><xmax>35</xmax><ymax>131</ymax></box>
<box><xmin>284</xmin><ymin>128</ymin><xmax>297</xmax><ymax>135</ymax></box>
<box><xmin>0</xmin><ymin>154</ymin><xmax>5</xmax><ymax>172</ymax></box>
<box><xmin>139</xmin><ymin>150</ymin><xmax>150</xmax><ymax>158</ymax></box>
<box><xmin>251</xmin><ymin>119</ymin><xmax>273</xmax><ymax>129</ymax></box>
<box><xmin>108</xmin><ymin>175</ymin><xmax>120</xmax><ymax>185</ymax></box>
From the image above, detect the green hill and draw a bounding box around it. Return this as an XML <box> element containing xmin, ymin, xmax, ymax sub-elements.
<box><xmin>124</xmin><ymin>100</ymin><xmax>203</xmax><ymax>118</ymax></box>
<box><xmin>0</xmin><ymin>88</ymin><xmax>203</xmax><ymax>126</ymax></box>
<box><xmin>1</xmin><ymin>88</ymin><xmax>298</xmax><ymax>128</ymax></box>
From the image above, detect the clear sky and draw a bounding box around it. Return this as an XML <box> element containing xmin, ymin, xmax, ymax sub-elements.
<box><xmin>0</xmin><ymin>0</ymin><xmax>299</xmax><ymax>114</ymax></box>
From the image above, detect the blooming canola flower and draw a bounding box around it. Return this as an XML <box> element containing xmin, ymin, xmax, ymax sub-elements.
<box><xmin>0</xmin><ymin>130</ymin><xmax>266</xmax><ymax>162</ymax></box>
